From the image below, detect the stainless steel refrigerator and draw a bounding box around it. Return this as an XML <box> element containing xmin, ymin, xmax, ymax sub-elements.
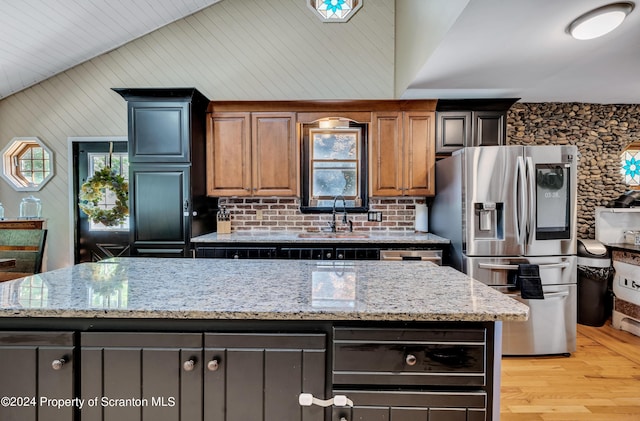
<box><xmin>431</xmin><ymin>145</ymin><xmax>578</xmax><ymax>355</ymax></box>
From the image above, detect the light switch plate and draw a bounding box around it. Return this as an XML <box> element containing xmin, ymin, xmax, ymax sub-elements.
<box><xmin>368</xmin><ymin>211</ymin><xmax>382</xmax><ymax>222</ymax></box>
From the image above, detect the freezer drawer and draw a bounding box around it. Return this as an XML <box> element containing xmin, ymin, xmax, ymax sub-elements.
<box><xmin>497</xmin><ymin>284</ymin><xmax>577</xmax><ymax>355</ymax></box>
<box><xmin>464</xmin><ymin>255</ymin><xmax>577</xmax><ymax>287</ymax></box>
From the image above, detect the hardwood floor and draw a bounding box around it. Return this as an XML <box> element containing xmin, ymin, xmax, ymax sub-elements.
<box><xmin>500</xmin><ymin>321</ymin><xmax>640</xmax><ymax>420</ymax></box>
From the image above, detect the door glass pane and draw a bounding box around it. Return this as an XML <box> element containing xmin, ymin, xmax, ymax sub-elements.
<box><xmin>535</xmin><ymin>164</ymin><xmax>570</xmax><ymax>239</ymax></box>
<box><xmin>87</xmin><ymin>152</ymin><xmax>130</xmax><ymax>231</ymax></box>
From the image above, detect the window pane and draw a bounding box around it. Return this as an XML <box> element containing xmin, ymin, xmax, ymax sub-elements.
<box><xmin>32</xmin><ymin>171</ymin><xmax>44</xmax><ymax>184</ymax></box>
<box><xmin>20</xmin><ymin>160</ymin><xmax>32</xmax><ymax>171</ymax></box>
<box><xmin>312</xmin><ymin>131</ymin><xmax>357</xmax><ymax>160</ymax></box>
<box><xmin>86</xmin><ymin>151</ymin><xmax>130</xmax><ymax>231</ymax></box>
<box><xmin>313</xmin><ymin>161</ymin><xmax>356</xmax><ymax>169</ymax></box>
<box><xmin>32</xmin><ymin>147</ymin><xmax>44</xmax><ymax>159</ymax></box>
<box><xmin>312</xmin><ymin>169</ymin><xmax>357</xmax><ymax>197</ymax></box>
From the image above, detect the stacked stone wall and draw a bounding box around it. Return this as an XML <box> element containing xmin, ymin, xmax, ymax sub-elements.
<box><xmin>508</xmin><ymin>103</ymin><xmax>640</xmax><ymax>238</ymax></box>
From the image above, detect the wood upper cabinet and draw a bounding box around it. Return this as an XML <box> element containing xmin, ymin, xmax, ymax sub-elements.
<box><xmin>207</xmin><ymin>112</ymin><xmax>298</xmax><ymax>197</ymax></box>
<box><xmin>370</xmin><ymin>111</ymin><xmax>435</xmax><ymax>196</ymax></box>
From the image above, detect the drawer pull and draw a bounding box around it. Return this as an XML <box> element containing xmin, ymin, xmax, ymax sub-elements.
<box><xmin>405</xmin><ymin>354</ymin><xmax>418</xmax><ymax>366</ymax></box>
<box><xmin>428</xmin><ymin>347</ymin><xmax>467</xmax><ymax>366</ymax></box>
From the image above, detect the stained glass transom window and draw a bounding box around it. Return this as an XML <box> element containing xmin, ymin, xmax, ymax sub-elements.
<box><xmin>621</xmin><ymin>143</ymin><xmax>640</xmax><ymax>187</ymax></box>
<box><xmin>308</xmin><ymin>0</ymin><xmax>362</xmax><ymax>22</ymax></box>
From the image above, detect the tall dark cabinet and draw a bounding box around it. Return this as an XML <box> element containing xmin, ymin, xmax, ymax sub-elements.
<box><xmin>113</xmin><ymin>88</ymin><xmax>216</xmax><ymax>257</ymax></box>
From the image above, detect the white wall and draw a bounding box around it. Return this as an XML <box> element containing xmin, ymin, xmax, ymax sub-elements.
<box><xmin>0</xmin><ymin>0</ymin><xmax>395</xmax><ymax>269</ymax></box>
<box><xmin>394</xmin><ymin>0</ymin><xmax>469</xmax><ymax>97</ymax></box>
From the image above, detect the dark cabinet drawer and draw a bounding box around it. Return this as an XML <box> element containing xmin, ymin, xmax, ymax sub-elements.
<box><xmin>332</xmin><ymin>390</ymin><xmax>486</xmax><ymax>421</ymax></box>
<box><xmin>333</xmin><ymin>328</ymin><xmax>486</xmax><ymax>387</ymax></box>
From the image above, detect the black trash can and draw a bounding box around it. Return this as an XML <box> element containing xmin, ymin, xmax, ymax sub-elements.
<box><xmin>577</xmin><ymin>239</ymin><xmax>613</xmax><ymax>327</ymax></box>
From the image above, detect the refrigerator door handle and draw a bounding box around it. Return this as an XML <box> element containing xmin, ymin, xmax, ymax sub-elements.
<box><xmin>527</xmin><ymin>156</ymin><xmax>536</xmax><ymax>243</ymax></box>
<box><xmin>516</xmin><ymin>156</ymin><xmax>527</xmax><ymax>245</ymax></box>
<box><xmin>525</xmin><ymin>156</ymin><xmax>536</xmax><ymax>244</ymax></box>
<box><xmin>478</xmin><ymin>262</ymin><xmax>571</xmax><ymax>270</ymax></box>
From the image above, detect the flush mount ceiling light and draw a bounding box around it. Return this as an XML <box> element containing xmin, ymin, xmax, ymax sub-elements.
<box><xmin>567</xmin><ymin>2</ymin><xmax>634</xmax><ymax>40</ymax></box>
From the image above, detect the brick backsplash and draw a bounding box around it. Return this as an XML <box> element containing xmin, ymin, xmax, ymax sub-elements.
<box><xmin>217</xmin><ymin>197</ymin><xmax>426</xmax><ymax>232</ymax></box>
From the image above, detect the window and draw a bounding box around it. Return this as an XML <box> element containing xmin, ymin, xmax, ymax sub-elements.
<box><xmin>621</xmin><ymin>142</ymin><xmax>640</xmax><ymax>187</ymax></box>
<box><xmin>1</xmin><ymin>137</ymin><xmax>54</xmax><ymax>191</ymax></box>
<box><xmin>308</xmin><ymin>0</ymin><xmax>362</xmax><ymax>22</ymax></box>
<box><xmin>301</xmin><ymin>120</ymin><xmax>368</xmax><ymax>213</ymax></box>
<box><xmin>87</xmin><ymin>151</ymin><xmax>129</xmax><ymax>231</ymax></box>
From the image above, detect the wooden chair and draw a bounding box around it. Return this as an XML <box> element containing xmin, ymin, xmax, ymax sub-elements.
<box><xmin>0</xmin><ymin>229</ymin><xmax>47</xmax><ymax>282</ymax></box>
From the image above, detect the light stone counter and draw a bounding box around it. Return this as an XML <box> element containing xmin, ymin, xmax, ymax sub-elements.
<box><xmin>0</xmin><ymin>258</ymin><xmax>527</xmax><ymax>322</ymax></box>
<box><xmin>191</xmin><ymin>231</ymin><xmax>450</xmax><ymax>244</ymax></box>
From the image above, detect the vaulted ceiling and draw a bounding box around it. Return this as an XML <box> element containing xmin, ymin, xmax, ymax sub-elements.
<box><xmin>1</xmin><ymin>0</ymin><xmax>638</xmax><ymax>103</ymax></box>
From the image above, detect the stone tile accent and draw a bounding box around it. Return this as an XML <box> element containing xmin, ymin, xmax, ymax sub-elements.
<box><xmin>508</xmin><ymin>103</ymin><xmax>640</xmax><ymax>239</ymax></box>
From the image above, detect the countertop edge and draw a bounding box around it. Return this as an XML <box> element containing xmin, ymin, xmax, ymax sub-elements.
<box><xmin>0</xmin><ymin>310</ymin><xmax>528</xmax><ymax>322</ymax></box>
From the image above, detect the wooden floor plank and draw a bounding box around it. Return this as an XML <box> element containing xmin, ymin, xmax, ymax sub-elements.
<box><xmin>500</xmin><ymin>321</ymin><xmax>640</xmax><ymax>420</ymax></box>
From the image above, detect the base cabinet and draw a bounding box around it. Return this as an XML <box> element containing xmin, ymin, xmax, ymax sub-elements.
<box><xmin>80</xmin><ymin>333</ymin><xmax>203</xmax><ymax>421</ymax></box>
<box><xmin>0</xmin><ymin>332</ymin><xmax>74</xmax><ymax>421</ymax></box>
<box><xmin>204</xmin><ymin>333</ymin><xmax>326</xmax><ymax>421</ymax></box>
<box><xmin>0</xmin><ymin>323</ymin><xmax>496</xmax><ymax>421</ymax></box>
<box><xmin>79</xmin><ymin>332</ymin><xmax>325</xmax><ymax>421</ymax></box>
<box><xmin>332</xmin><ymin>391</ymin><xmax>486</xmax><ymax>421</ymax></box>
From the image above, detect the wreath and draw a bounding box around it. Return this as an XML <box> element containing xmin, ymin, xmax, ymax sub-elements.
<box><xmin>79</xmin><ymin>167</ymin><xmax>129</xmax><ymax>227</ymax></box>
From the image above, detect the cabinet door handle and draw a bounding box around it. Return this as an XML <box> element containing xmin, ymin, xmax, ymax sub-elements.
<box><xmin>183</xmin><ymin>359</ymin><xmax>197</xmax><ymax>371</ymax></box>
<box><xmin>51</xmin><ymin>358</ymin><xmax>66</xmax><ymax>370</ymax></box>
<box><xmin>405</xmin><ymin>354</ymin><xmax>417</xmax><ymax>366</ymax></box>
<box><xmin>207</xmin><ymin>359</ymin><xmax>220</xmax><ymax>371</ymax></box>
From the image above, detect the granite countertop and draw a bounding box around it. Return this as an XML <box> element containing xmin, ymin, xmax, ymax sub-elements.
<box><xmin>606</xmin><ymin>242</ymin><xmax>640</xmax><ymax>253</ymax></box>
<box><xmin>191</xmin><ymin>231</ymin><xmax>450</xmax><ymax>244</ymax></box>
<box><xmin>0</xmin><ymin>258</ymin><xmax>527</xmax><ymax>322</ymax></box>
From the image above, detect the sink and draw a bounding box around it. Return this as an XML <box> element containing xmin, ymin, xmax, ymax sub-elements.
<box><xmin>298</xmin><ymin>232</ymin><xmax>369</xmax><ymax>239</ymax></box>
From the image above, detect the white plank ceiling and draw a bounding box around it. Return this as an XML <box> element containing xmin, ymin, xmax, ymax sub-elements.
<box><xmin>1</xmin><ymin>0</ymin><xmax>639</xmax><ymax>103</ymax></box>
<box><xmin>0</xmin><ymin>0</ymin><xmax>221</xmax><ymax>99</ymax></box>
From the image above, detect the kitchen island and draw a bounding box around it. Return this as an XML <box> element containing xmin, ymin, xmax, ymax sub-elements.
<box><xmin>0</xmin><ymin>258</ymin><xmax>528</xmax><ymax>421</ymax></box>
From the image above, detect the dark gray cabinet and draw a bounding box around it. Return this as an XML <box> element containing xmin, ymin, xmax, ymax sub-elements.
<box><xmin>204</xmin><ymin>333</ymin><xmax>326</xmax><ymax>421</ymax></box>
<box><xmin>113</xmin><ymin>88</ymin><xmax>216</xmax><ymax>257</ymax></box>
<box><xmin>79</xmin><ymin>332</ymin><xmax>325</xmax><ymax>421</ymax></box>
<box><xmin>332</xmin><ymin>391</ymin><xmax>486</xmax><ymax>421</ymax></box>
<box><xmin>435</xmin><ymin>99</ymin><xmax>518</xmax><ymax>155</ymax></box>
<box><xmin>0</xmin><ymin>332</ymin><xmax>74</xmax><ymax>421</ymax></box>
<box><xmin>0</xmin><ymin>323</ymin><xmax>496</xmax><ymax>421</ymax></box>
<box><xmin>80</xmin><ymin>332</ymin><xmax>203</xmax><ymax>421</ymax></box>
<box><xmin>332</xmin><ymin>327</ymin><xmax>490</xmax><ymax>421</ymax></box>
<box><xmin>128</xmin><ymin>101</ymin><xmax>191</xmax><ymax>163</ymax></box>
<box><xmin>130</xmin><ymin>164</ymin><xmax>189</xmax><ymax>257</ymax></box>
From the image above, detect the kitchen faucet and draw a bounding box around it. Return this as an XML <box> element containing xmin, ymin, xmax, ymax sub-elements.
<box><xmin>328</xmin><ymin>195</ymin><xmax>352</xmax><ymax>232</ymax></box>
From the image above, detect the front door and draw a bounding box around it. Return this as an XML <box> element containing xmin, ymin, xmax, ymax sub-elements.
<box><xmin>74</xmin><ymin>142</ymin><xmax>129</xmax><ymax>263</ymax></box>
